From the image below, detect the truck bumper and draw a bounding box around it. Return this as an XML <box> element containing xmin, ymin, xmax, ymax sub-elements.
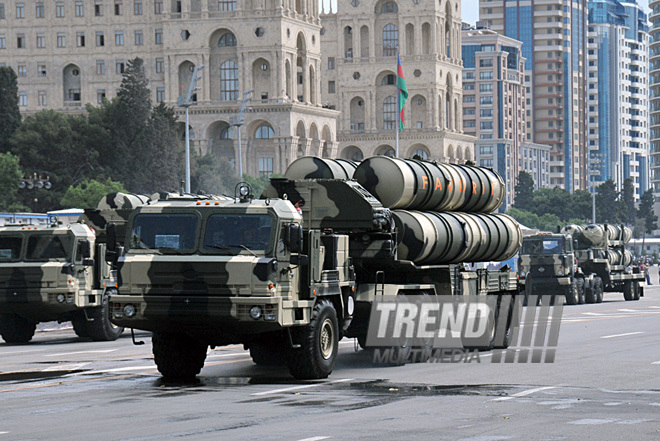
<box><xmin>108</xmin><ymin>294</ymin><xmax>315</xmax><ymax>334</ymax></box>
<box><xmin>0</xmin><ymin>289</ymin><xmax>82</xmax><ymax>319</ymax></box>
<box><xmin>524</xmin><ymin>276</ymin><xmax>571</xmax><ymax>295</ymax></box>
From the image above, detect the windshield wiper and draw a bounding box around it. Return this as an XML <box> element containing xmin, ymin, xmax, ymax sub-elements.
<box><xmin>227</xmin><ymin>244</ymin><xmax>257</xmax><ymax>257</ymax></box>
<box><xmin>204</xmin><ymin>243</ymin><xmax>230</xmax><ymax>250</ymax></box>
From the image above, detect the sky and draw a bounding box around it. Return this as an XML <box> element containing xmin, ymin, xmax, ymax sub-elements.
<box><xmin>319</xmin><ymin>0</ymin><xmax>481</xmax><ymax>24</ymax></box>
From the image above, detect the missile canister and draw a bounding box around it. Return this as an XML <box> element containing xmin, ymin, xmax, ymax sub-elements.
<box><xmin>581</xmin><ymin>224</ymin><xmax>607</xmax><ymax>246</ymax></box>
<box><xmin>285</xmin><ymin>156</ymin><xmax>357</xmax><ymax>180</ymax></box>
<box><xmin>392</xmin><ymin>210</ymin><xmax>522</xmax><ymax>264</ymax></box>
<box><xmin>353</xmin><ymin>156</ymin><xmax>505</xmax><ymax>213</ymax></box>
<box><xmin>561</xmin><ymin>224</ymin><xmax>584</xmax><ymax>238</ymax></box>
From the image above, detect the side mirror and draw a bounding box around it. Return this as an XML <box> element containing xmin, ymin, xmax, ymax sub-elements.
<box><xmin>290</xmin><ymin>254</ymin><xmax>309</xmax><ymax>266</ymax></box>
<box><xmin>82</xmin><ymin>258</ymin><xmax>94</xmax><ymax>267</ymax></box>
<box><xmin>287</xmin><ymin>224</ymin><xmax>303</xmax><ymax>254</ymax></box>
<box><xmin>106</xmin><ymin>223</ymin><xmax>117</xmax><ymax>253</ymax></box>
<box><xmin>79</xmin><ymin>240</ymin><xmax>92</xmax><ymax>259</ymax></box>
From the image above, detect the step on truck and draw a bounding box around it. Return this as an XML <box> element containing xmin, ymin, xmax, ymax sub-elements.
<box><xmin>109</xmin><ymin>156</ymin><xmax>522</xmax><ymax>380</ymax></box>
<box><xmin>518</xmin><ymin>224</ymin><xmax>643</xmax><ymax>305</ymax></box>
<box><xmin>0</xmin><ymin>193</ymin><xmax>147</xmax><ymax>343</ymax></box>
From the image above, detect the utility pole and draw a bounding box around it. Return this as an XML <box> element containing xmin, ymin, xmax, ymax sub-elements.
<box><xmin>230</xmin><ymin>89</ymin><xmax>253</xmax><ymax>178</ymax></box>
<box><xmin>178</xmin><ymin>65</ymin><xmax>204</xmax><ymax>193</ymax></box>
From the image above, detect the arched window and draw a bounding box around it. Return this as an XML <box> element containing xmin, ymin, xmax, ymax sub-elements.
<box><xmin>218</xmin><ymin>32</ymin><xmax>237</xmax><ymax>47</ymax></box>
<box><xmin>382</xmin><ymin>24</ymin><xmax>398</xmax><ymax>56</ymax></box>
<box><xmin>383</xmin><ymin>96</ymin><xmax>397</xmax><ymax>129</ymax></box>
<box><xmin>255</xmin><ymin>124</ymin><xmax>275</xmax><ymax>139</ymax></box>
<box><xmin>220</xmin><ymin>126</ymin><xmax>234</xmax><ymax>139</ymax></box>
<box><xmin>220</xmin><ymin>60</ymin><xmax>238</xmax><ymax>101</ymax></box>
<box><xmin>380</xmin><ymin>1</ymin><xmax>398</xmax><ymax>12</ymax></box>
<box><xmin>413</xmin><ymin>149</ymin><xmax>429</xmax><ymax>160</ymax></box>
<box><xmin>381</xmin><ymin>73</ymin><xmax>396</xmax><ymax>85</ymax></box>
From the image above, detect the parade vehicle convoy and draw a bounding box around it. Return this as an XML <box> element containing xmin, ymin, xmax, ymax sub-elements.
<box><xmin>0</xmin><ymin>193</ymin><xmax>147</xmax><ymax>343</ymax></box>
<box><xmin>109</xmin><ymin>156</ymin><xmax>523</xmax><ymax>380</ymax></box>
<box><xmin>518</xmin><ymin>224</ymin><xmax>643</xmax><ymax>305</ymax></box>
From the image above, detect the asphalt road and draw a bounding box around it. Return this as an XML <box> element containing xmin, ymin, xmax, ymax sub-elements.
<box><xmin>1</xmin><ymin>288</ymin><xmax>660</xmax><ymax>440</ymax></box>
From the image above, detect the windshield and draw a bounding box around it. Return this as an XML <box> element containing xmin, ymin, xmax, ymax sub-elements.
<box><xmin>25</xmin><ymin>234</ymin><xmax>73</xmax><ymax>261</ymax></box>
<box><xmin>203</xmin><ymin>213</ymin><xmax>273</xmax><ymax>253</ymax></box>
<box><xmin>130</xmin><ymin>213</ymin><xmax>199</xmax><ymax>251</ymax></box>
<box><xmin>0</xmin><ymin>236</ymin><xmax>22</xmax><ymax>262</ymax></box>
<box><xmin>521</xmin><ymin>238</ymin><xmax>565</xmax><ymax>255</ymax></box>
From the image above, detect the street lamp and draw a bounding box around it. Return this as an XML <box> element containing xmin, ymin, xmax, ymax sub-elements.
<box><xmin>230</xmin><ymin>90</ymin><xmax>254</xmax><ymax>178</ymax></box>
<box><xmin>178</xmin><ymin>65</ymin><xmax>205</xmax><ymax>193</ymax></box>
<box><xmin>19</xmin><ymin>173</ymin><xmax>51</xmax><ymax>212</ymax></box>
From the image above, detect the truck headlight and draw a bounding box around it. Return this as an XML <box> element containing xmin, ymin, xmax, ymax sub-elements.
<box><xmin>249</xmin><ymin>306</ymin><xmax>262</xmax><ymax>320</ymax></box>
<box><xmin>520</xmin><ymin>271</ymin><xmax>526</xmax><ymax>278</ymax></box>
<box><xmin>56</xmin><ymin>293</ymin><xmax>66</xmax><ymax>303</ymax></box>
<box><xmin>122</xmin><ymin>304</ymin><xmax>136</xmax><ymax>318</ymax></box>
<box><xmin>556</xmin><ymin>269</ymin><xmax>564</xmax><ymax>276</ymax></box>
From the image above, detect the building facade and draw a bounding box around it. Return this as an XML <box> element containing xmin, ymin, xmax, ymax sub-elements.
<box><xmin>0</xmin><ymin>0</ymin><xmax>339</xmax><ymax>177</ymax></box>
<box><xmin>462</xmin><ymin>25</ymin><xmax>525</xmax><ymax>208</ymax></box>
<box><xmin>319</xmin><ymin>0</ymin><xmax>474</xmax><ymax>162</ymax></box>
<box><xmin>649</xmin><ymin>0</ymin><xmax>660</xmax><ymax>222</ymax></box>
<box><xmin>519</xmin><ymin>141</ymin><xmax>551</xmax><ymax>189</ymax></box>
<box><xmin>587</xmin><ymin>0</ymin><xmax>649</xmax><ymax>199</ymax></box>
<box><xmin>479</xmin><ymin>0</ymin><xmax>589</xmax><ymax>192</ymax></box>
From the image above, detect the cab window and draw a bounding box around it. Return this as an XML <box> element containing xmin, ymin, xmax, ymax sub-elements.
<box><xmin>26</xmin><ymin>234</ymin><xmax>72</xmax><ymax>261</ymax></box>
<box><xmin>203</xmin><ymin>214</ymin><xmax>273</xmax><ymax>253</ymax></box>
<box><xmin>0</xmin><ymin>236</ymin><xmax>22</xmax><ymax>261</ymax></box>
<box><xmin>130</xmin><ymin>213</ymin><xmax>199</xmax><ymax>251</ymax></box>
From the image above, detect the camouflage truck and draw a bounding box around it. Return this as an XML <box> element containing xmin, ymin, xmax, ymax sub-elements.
<box><xmin>110</xmin><ymin>156</ymin><xmax>522</xmax><ymax>381</ymax></box>
<box><xmin>519</xmin><ymin>225</ymin><xmax>643</xmax><ymax>305</ymax></box>
<box><xmin>0</xmin><ymin>193</ymin><xmax>147</xmax><ymax>343</ymax></box>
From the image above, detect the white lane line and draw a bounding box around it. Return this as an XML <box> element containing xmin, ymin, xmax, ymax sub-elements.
<box><xmin>251</xmin><ymin>378</ymin><xmax>353</xmax><ymax>396</ymax></box>
<box><xmin>651</xmin><ymin>361</ymin><xmax>660</xmax><ymax>365</ymax></box>
<box><xmin>601</xmin><ymin>332</ymin><xmax>644</xmax><ymax>339</ymax></box>
<box><xmin>42</xmin><ymin>363</ymin><xmax>89</xmax><ymax>372</ymax></box>
<box><xmin>43</xmin><ymin>349</ymin><xmax>117</xmax><ymax>357</ymax></box>
<box><xmin>492</xmin><ymin>386</ymin><xmax>556</xmax><ymax>402</ymax></box>
<box><xmin>583</xmin><ymin>312</ymin><xmax>605</xmax><ymax>316</ymax></box>
<box><xmin>93</xmin><ymin>365</ymin><xmax>155</xmax><ymax>373</ymax></box>
<box><xmin>297</xmin><ymin>437</ymin><xmax>330</xmax><ymax>441</ymax></box>
<box><xmin>617</xmin><ymin>309</ymin><xmax>638</xmax><ymax>312</ymax></box>
<box><xmin>0</xmin><ymin>432</ymin><xmax>9</xmax><ymax>435</ymax></box>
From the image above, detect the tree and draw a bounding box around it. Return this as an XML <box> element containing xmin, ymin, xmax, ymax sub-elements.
<box><xmin>506</xmin><ymin>207</ymin><xmax>561</xmax><ymax>232</ymax></box>
<box><xmin>60</xmin><ymin>178</ymin><xmax>126</xmax><ymax>209</ymax></box>
<box><xmin>570</xmin><ymin>190</ymin><xmax>594</xmax><ymax>223</ymax></box>
<box><xmin>637</xmin><ymin>189</ymin><xmax>658</xmax><ymax>234</ymax></box>
<box><xmin>620</xmin><ymin>178</ymin><xmax>636</xmax><ymax>225</ymax></box>
<box><xmin>595</xmin><ymin>180</ymin><xmax>622</xmax><ymax>224</ymax></box>
<box><xmin>191</xmin><ymin>154</ymin><xmax>239</xmax><ymax>196</ymax></box>
<box><xmin>0</xmin><ymin>67</ymin><xmax>21</xmax><ymax>153</ymax></box>
<box><xmin>513</xmin><ymin>171</ymin><xmax>534</xmax><ymax>211</ymax></box>
<box><xmin>529</xmin><ymin>187</ymin><xmax>571</xmax><ymax>221</ymax></box>
<box><xmin>0</xmin><ymin>153</ymin><xmax>26</xmax><ymax>211</ymax></box>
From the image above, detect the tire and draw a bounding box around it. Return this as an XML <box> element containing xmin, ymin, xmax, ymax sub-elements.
<box><xmin>287</xmin><ymin>299</ymin><xmax>339</xmax><ymax>380</ymax></box>
<box><xmin>86</xmin><ymin>291</ymin><xmax>124</xmax><ymax>341</ymax></box>
<box><xmin>492</xmin><ymin>294</ymin><xmax>515</xmax><ymax>350</ymax></box>
<box><xmin>623</xmin><ymin>281</ymin><xmax>634</xmax><ymax>301</ymax></box>
<box><xmin>576</xmin><ymin>277</ymin><xmax>586</xmax><ymax>304</ymax></box>
<box><xmin>152</xmin><ymin>332</ymin><xmax>208</xmax><ymax>381</ymax></box>
<box><xmin>585</xmin><ymin>279</ymin><xmax>597</xmax><ymax>304</ymax></box>
<box><xmin>249</xmin><ymin>341</ymin><xmax>287</xmax><ymax>367</ymax></box>
<box><xmin>565</xmin><ymin>279</ymin><xmax>579</xmax><ymax>305</ymax></box>
<box><xmin>632</xmin><ymin>281</ymin><xmax>641</xmax><ymax>301</ymax></box>
<box><xmin>594</xmin><ymin>277</ymin><xmax>604</xmax><ymax>303</ymax></box>
<box><xmin>71</xmin><ymin>312</ymin><xmax>90</xmax><ymax>339</ymax></box>
<box><xmin>0</xmin><ymin>314</ymin><xmax>36</xmax><ymax>344</ymax></box>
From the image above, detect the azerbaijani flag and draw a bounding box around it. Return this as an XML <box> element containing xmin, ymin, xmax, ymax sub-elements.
<box><xmin>397</xmin><ymin>54</ymin><xmax>408</xmax><ymax>132</ymax></box>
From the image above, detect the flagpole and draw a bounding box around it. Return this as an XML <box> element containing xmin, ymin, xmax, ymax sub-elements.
<box><xmin>395</xmin><ymin>51</ymin><xmax>399</xmax><ymax>158</ymax></box>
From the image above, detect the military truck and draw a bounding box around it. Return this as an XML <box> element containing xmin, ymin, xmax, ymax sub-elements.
<box><xmin>519</xmin><ymin>224</ymin><xmax>643</xmax><ymax>305</ymax></box>
<box><xmin>109</xmin><ymin>156</ymin><xmax>522</xmax><ymax>380</ymax></box>
<box><xmin>0</xmin><ymin>193</ymin><xmax>147</xmax><ymax>343</ymax></box>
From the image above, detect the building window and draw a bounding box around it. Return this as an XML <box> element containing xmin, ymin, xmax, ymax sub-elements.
<box><xmin>380</xmin><ymin>1</ymin><xmax>398</xmax><ymax>12</ymax></box>
<box><xmin>218</xmin><ymin>32</ymin><xmax>237</xmax><ymax>47</ymax></box>
<box><xmin>479</xmin><ymin>83</ymin><xmax>492</xmax><ymax>92</ymax></box>
<box><xmin>328</xmin><ymin>57</ymin><xmax>335</xmax><ymax>70</ymax></box>
<box><xmin>77</xmin><ymin>32</ymin><xmax>85</xmax><ymax>47</ymax></box>
<box><xmin>134</xmin><ymin>0</ymin><xmax>142</xmax><ymax>15</ymax></box>
<box><xmin>0</xmin><ymin>35</ymin><xmax>5</xmax><ymax>49</ymax></box>
<box><xmin>328</xmin><ymin>80</ymin><xmax>336</xmax><ymax>94</ymax></box>
<box><xmin>383</xmin><ymin>96</ymin><xmax>396</xmax><ymax>129</ymax></box>
<box><xmin>38</xmin><ymin>91</ymin><xmax>47</xmax><ymax>106</ymax></box>
<box><xmin>36</xmin><ymin>34</ymin><xmax>45</xmax><ymax>48</ymax></box>
<box><xmin>97</xmin><ymin>89</ymin><xmax>106</xmax><ymax>103</ymax></box>
<box><xmin>218</xmin><ymin>0</ymin><xmax>237</xmax><ymax>11</ymax></box>
<box><xmin>382</xmin><ymin>24</ymin><xmax>398</xmax><ymax>56</ymax></box>
<box><xmin>35</xmin><ymin>2</ymin><xmax>44</xmax><ymax>17</ymax></box>
<box><xmin>56</xmin><ymin>2</ymin><xmax>64</xmax><ymax>17</ymax></box>
<box><xmin>134</xmin><ymin>30</ymin><xmax>143</xmax><ymax>45</ymax></box>
<box><xmin>255</xmin><ymin>125</ymin><xmax>275</xmax><ymax>139</ymax></box>
<box><xmin>16</xmin><ymin>2</ymin><xmax>24</xmax><ymax>18</ymax></box>
<box><xmin>17</xmin><ymin>65</ymin><xmax>27</xmax><ymax>77</ymax></box>
<box><xmin>480</xmin><ymin>109</ymin><xmax>492</xmax><ymax>117</ymax></box>
<box><xmin>57</xmin><ymin>33</ymin><xmax>66</xmax><ymax>48</ymax></box>
<box><xmin>68</xmin><ymin>89</ymin><xmax>81</xmax><ymax>102</ymax></box>
<box><xmin>18</xmin><ymin>92</ymin><xmax>27</xmax><ymax>106</ymax></box>
<box><xmin>75</xmin><ymin>1</ymin><xmax>84</xmax><ymax>16</ymax></box>
<box><xmin>116</xmin><ymin>60</ymin><xmax>125</xmax><ymax>74</ymax></box>
<box><xmin>38</xmin><ymin>64</ymin><xmax>47</xmax><ymax>76</ymax></box>
<box><xmin>155</xmin><ymin>29</ymin><xmax>163</xmax><ymax>44</ymax></box>
<box><xmin>480</xmin><ymin>71</ymin><xmax>493</xmax><ymax>80</ymax></box>
<box><xmin>480</xmin><ymin>96</ymin><xmax>492</xmax><ymax>105</ymax></box>
<box><xmin>17</xmin><ymin>34</ymin><xmax>25</xmax><ymax>48</ymax></box>
<box><xmin>96</xmin><ymin>60</ymin><xmax>105</xmax><ymax>75</ymax></box>
<box><xmin>115</xmin><ymin>1</ymin><xmax>123</xmax><ymax>15</ymax></box>
<box><xmin>154</xmin><ymin>0</ymin><xmax>163</xmax><ymax>14</ymax></box>
<box><xmin>0</xmin><ymin>4</ymin><xmax>4</xmax><ymax>19</ymax></box>
<box><xmin>220</xmin><ymin>60</ymin><xmax>238</xmax><ymax>100</ymax></box>
<box><xmin>156</xmin><ymin>58</ymin><xmax>164</xmax><ymax>73</ymax></box>
<box><xmin>115</xmin><ymin>31</ymin><xmax>124</xmax><ymax>46</ymax></box>
<box><xmin>95</xmin><ymin>3</ymin><xmax>103</xmax><ymax>16</ymax></box>
<box><xmin>480</xmin><ymin>121</ymin><xmax>493</xmax><ymax>130</ymax></box>
<box><xmin>96</xmin><ymin>32</ymin><xmax>105</xmax><ymax>46</ymax></box>
<box><xmin>258</xmin><ymin>157</ymin><xmax>274</xmax><ymax>177</ymax></box>
<box><xmin>156</xmin><ymin>87</ymin><xmax>165</xmax><ymax>102</ymax></box>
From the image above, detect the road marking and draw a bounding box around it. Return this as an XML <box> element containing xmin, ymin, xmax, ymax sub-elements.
<box><xmin>42</xmin><ymin>363</ymin><xmax>89</xmax><ymax>372</ymax></box>
<box><xmin>601</xmin><ymin>332</ymin><xmax>644</xmax><ymax>339</ymax></box>
<box><xmin>297</xmin><ymin>437</ymin><xmax>330</xmax><ymax>441</ymax></box>
<box><xmin>492</xmin><ymin>386</ymin><xmax>556</xmax><ymax>402</ymax></box>
<box><xmin>583</xmin><ymin>312</ymin><xmax>605</xmax><ymax>316</ymax></box>
<box><xmin>651</xmin><ymin>361</ymin><xmax>660</xmax><ymax>365</ymax></box>
<box><xmin>251</xmin><ymin>378</ymin><xmax>353</xmax><ymax>396</ymax></box>
<box><xmin>0</xmin><ymin>432</ymin><xmax>8</xmax><ymax>435</ymax></box>
<box><xmin>43</xmin><ymin>349</ymin><xmax>117</xmax><ymax>357</ymax></box>
<box><xmin>617</xmin><ymin>309</ymin><xmax>638</xmax><ymax>313</ymax></box>
<box><xmin>93</xmin><ymin>365</ymin><xmax>155</xmax><ymax>373</ymax></box>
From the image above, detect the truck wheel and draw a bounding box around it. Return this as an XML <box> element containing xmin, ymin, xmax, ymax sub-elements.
<box><xmin>86</xmin><ymin>292</ymin><xmax>124</xmax><ymax>341</ymax></box>
<box><xmin>576</xmin><ymin>278</ymin><xmax>586</xmax><ymax>304</ymax></box>
<box><xmin>71</xmin><ymin>313</ymin><xmax>90</xmax><ymax>339</ymax></box>
<box><xmin>623</xmin><ymin>281</ymin><xmax>634</xmax><ymax>301</ymax></box>
<box><xmin>594</xmin><ymin>277</ymin><xmax>604</xmax><ymax>303</ymax></box>
<box><xmin>0</xmin><ymin>314</ymin><xmax>36</xmax><ymax>344</ymax></box>
<box><xmin>585</xmin><ymin>279</ymin><xmax>597</xmax><ymax>304</ymax></box>
<box><xmin>492</xmin><ymin>294</ymin><xmax>515</xmax><ymax>350</ymax></box>
<box><xmin>632</xmin><ymin>281</ymin><xmax>641</xmax><ymax>301</ymax></box>
<box><xmin>287</xmin><ymin>299</ymin><xmax>339</xmax><ymax>380</ymax></box>
<box><xmin>153</xmin><ymin>332</ymin><xmax>208</xmax><ymax>381</ymax></box>
<box><xmin>565</xmin><ymin>279</ymin><xmax>578</xmax><ymax>305</ymax></box>
<box><xmin>249</xmin><ymin>341</ymin><xmax>287</xmax><ymax>366</ymax></box>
